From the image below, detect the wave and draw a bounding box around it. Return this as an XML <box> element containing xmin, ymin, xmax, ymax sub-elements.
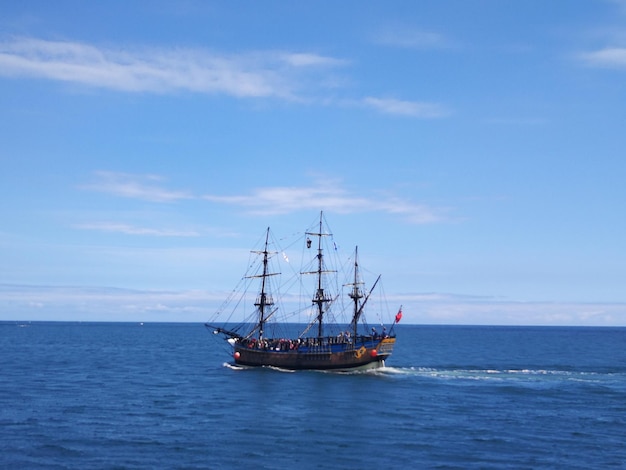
<box><xmin>223</xmin><ymin>362</ymin><xmax>246</xmax><ymax>370</ymax></box>
<box><xmin>222</xmin><ymin>362</ymin><xmax>295</xmax><ymax>373</ymax></box>
<box><xmin>220</xmin><ymin>362</ymin><xmax>626</xmax><ymax>391</ymax></box>
<box><xmin>378</xmin><ymin>365</ymin><xmax>626</xmax><ymax>386</ymax></box>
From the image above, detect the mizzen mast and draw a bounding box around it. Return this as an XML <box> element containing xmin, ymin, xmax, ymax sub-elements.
<box><xmin>348</xmin><ymin>246</ymin><xmax>364</xmax><ymax>339</ymax></box>
<box><xmin>348</xmin><ymin>246</ymin><xmax>381</xmax><ymax>339</ymax></box>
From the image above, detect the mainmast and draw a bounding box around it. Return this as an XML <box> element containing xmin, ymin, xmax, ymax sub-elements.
<box><xmin>248</xmin><ymin>228</ymin><xmax>279</xmax><ymax>341</ymax></box>
<box><xmin>304</xmin><ymin>212</ymin><xmax>334</xmax><ymax>338</ymax></box>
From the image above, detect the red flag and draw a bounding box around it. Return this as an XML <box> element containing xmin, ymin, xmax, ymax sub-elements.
<box><xmin>395</xmin><ymin>307</ymin><xmax>403</xmax><ymax>323</ymax></box>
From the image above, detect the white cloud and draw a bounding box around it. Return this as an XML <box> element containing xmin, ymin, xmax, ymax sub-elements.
<box><xmin>79</xmin><ymin>171</ymin><xmax>448</xmax><ymax>223</ymax></box>
<box><xmin>362</xmin><ymin>97</ymin><xmax>450</xmax><ymax>118</ymax></box>
<box><xmin>389</xmin><ymin>293</ymin><xmax>626</xmax><ymax>326</ymax></box>
<box><xmin>203</xmin><ymin>180</ymin><xmax>448</xmax><ymax>224</ymax></box>
<box><xmin>579</xmin><ymin>47</ymin><xmax>626</xmax><ymax>69</ymax></box>
<box><xmin>81</xmin><ymin>171</ymin><xmax>192</xmax><ymax>202</ymax></box>
<box><xmin>2</xmin><ymin>284</ymin><xmax>625</xmax><ymax>325</ymax></box>
<box><xmin>0</xmin><ymin>37</ymin><xmax>448</xmax><ymax>119</ymax></box>
<box><xmin>75</xmin><ymin>222</ymin><xmax>200</xmax><ymax>237</ymax></box>
<box><xmin>375</xmin><ymin>28</ymin><xmax>451</xmax><ymax>50</ymax></box>
<box><xmin>280</xmin><ymin>52</ymin><xmax>347</xmax><ymax>67</ymax></box>
<box><xmin>0</xmin><ymin>37</ymin><xmax>345</xmax><ymax>99</ymax></box>
<box><xmin>0</xmin><ymin>284</ymin><xmax>216</xmax><ymax>322</ymax></box>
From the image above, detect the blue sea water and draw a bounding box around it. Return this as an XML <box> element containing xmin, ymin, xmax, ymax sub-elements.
<box><xmin>1</xmin><ymin>323</ymin><xmax>625</xmax><ymax>469</ymax></box>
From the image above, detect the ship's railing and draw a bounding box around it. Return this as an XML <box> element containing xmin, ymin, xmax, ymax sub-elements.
<box><xmin>236</xmin><ymin>333</ymin><xmax>395</xmax><ymax>353</ymax></box>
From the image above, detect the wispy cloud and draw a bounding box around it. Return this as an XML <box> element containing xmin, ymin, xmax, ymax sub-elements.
<box><xmin>0</xmin><ymin>284</ymin><xmax>215</xmax><ymax>321</ymax></box>
<box><xmin>81</xmin><ymin>171</ymin><xmax>192</xmax><ymax>202</ymax></box>
<box><xmin>74</xmin><ymin>222</ymin><xmax>200</xmax><ymax>237</ymax></box>
<box><xmin>361</xmin><ymin>97</ymin><xmax>451</xmax><ymax>118</ymax></box>
<box><xmin>0</xmin><ymin>37</ymin><xmax>345</xmax><ymax>99</ymax></box>
<box><xmin>203</xmin><ymin>179</ymin><xmax>448</xmax><ymax>224</ymax></box>
<box><xmin>374</xmin><ymin>27</ymin><xmax>452</xmax><ymax>50</ymax></box>
<box><xmin>398</xmin><ymin>292</ymin><xmax>626</xmax><ymax>326</ymax></box>
<box><xmin>0</xmin><ymin>36</ymin><xmax>448</xmax><ymax>119</ymax></box>
<box><xmin>280</xmin><ymin>52</ymin><xmax>346</xmax><ymax>67</ymax></box>
<box><xmin>80</xmin><ymin>171</ymin><xmax>449</xmax><ymax>223</ymax></box>
<box><xmin>3</xmin><ymin>284</ymin><xmax>625</xmax><ymax>325</ymax></box>
<box><xmin>579</xmin><ymin>47</ymin><xmax>626</xmax><ymax>69</ymax></box>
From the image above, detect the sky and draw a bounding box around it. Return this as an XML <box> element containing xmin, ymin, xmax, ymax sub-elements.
<box><xmin>1</xmin><ymin>1</ymin><xmax>626</xmax><ymax>326</ymax></box>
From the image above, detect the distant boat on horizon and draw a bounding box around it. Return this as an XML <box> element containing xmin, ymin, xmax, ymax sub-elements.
<box><xmin>206</xmin><ymin>211</ymin><xmax>401</xmax><ymax>371</ymax></box>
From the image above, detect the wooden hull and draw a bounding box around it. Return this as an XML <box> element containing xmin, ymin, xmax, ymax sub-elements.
<box><xmin>233</xmin><ymin>337</ymin><xmax>396</xmax><ymax>371</ymax></box>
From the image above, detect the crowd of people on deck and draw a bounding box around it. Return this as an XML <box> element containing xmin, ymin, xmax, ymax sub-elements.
<box><xmin>236</xmin><ymin>326</ymin><xmax>389</xmax><ymax>352</ymax></box>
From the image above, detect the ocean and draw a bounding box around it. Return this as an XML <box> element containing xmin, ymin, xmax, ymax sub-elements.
<box><xmin>1</xmin><ymin>322</ymin><xmax>625</xmax><ymax>469</ymax></box>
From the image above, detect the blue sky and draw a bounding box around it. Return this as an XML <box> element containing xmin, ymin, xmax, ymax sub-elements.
<box><xmin>2</xmin><ymin>1</ymin><xmax>626</xmax><ymax>325</ymax></box>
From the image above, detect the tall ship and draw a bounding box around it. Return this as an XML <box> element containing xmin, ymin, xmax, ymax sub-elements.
<box><xmin>206</xmin><ymin>212</ymin><xmax>401</xmax><ymax>371</ymax></box>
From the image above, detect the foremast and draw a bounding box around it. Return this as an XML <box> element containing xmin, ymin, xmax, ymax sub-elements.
<box><xmin>304</xmin><ymin>212</ymin><xmax>335</xmax><ymax>338</ymax></box>
<box><xmin>248</xmin><ymin>228</ymin><xmax>279</xmax><ymax>341</ymax></box>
